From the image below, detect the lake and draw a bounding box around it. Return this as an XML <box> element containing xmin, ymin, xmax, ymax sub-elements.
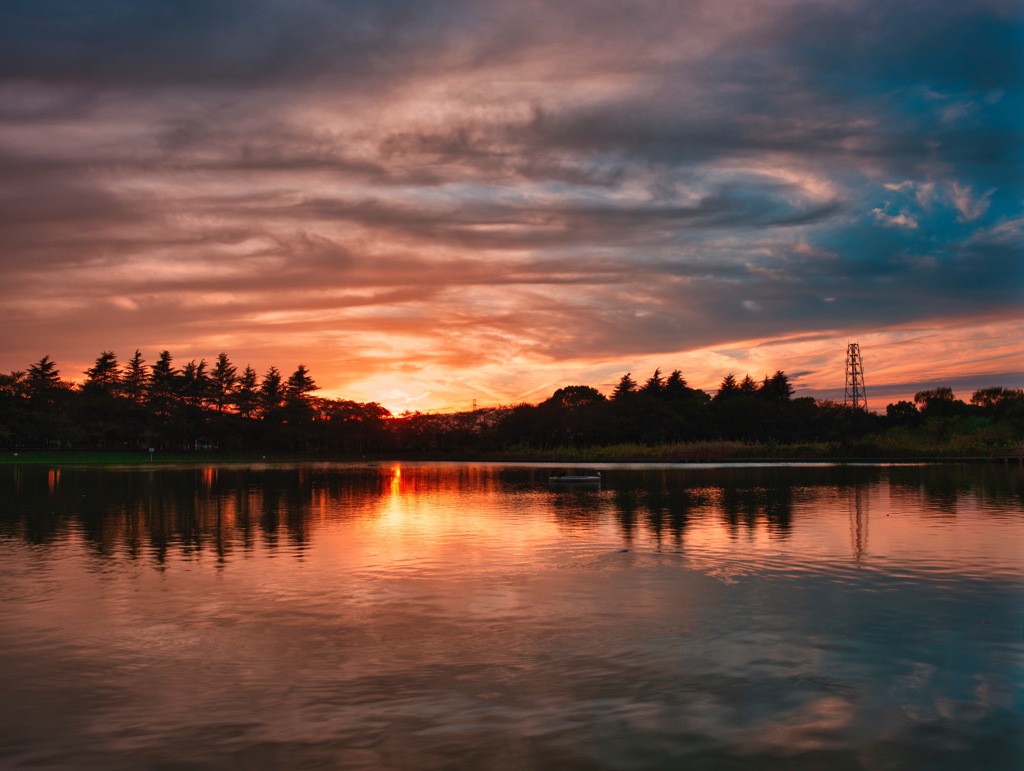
<box><xmin>0</xmin><ymin>462</ymin><xmax>1021</xmax><ymax>770</ymax></box>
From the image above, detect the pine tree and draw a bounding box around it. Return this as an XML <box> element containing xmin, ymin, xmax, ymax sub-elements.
<box><xmin>26</xmin><ymin>355</ymin><xmax>62</xmax><ymax>398</ymax></box>
<box><xmin>122</xmin><ymin>350</ymin><xmax>149</xmax><ymax>403</ymax></box>
<box><xmin>285</xmin><ymin>364</ymin><xmax>317</xmax><ymax>405</ymax></box>
<box><xmin>663</xmin><ymin>370</ymin><xmax>688</xmax><ymax>398</ymax></box>
<box><xmin>714</xmin><ymin>373</ymin><xmax>739</xmax><ymax>401</ymax></box>
<box><xmin>0</xmin><ymin>371</ymin><xmax>28</xmax><ymax>400</ymax></box>
<box><xmin>260</xmin><ymin>366</ymin><xmax>283</xmax><ymax>417</ymax></box>
<box><xmin>641</xmin><ymin>368</ymin><xmax>664</xmax><ymax>396</ymax></box>
<box><xmin>180</xmin><ymin>359</ymin><xmax>210</xmax><ymax>408</ymax></box>
<box><xmin>210</xmin><ymin>353</ymin><xmax>238</xmax><ymax>412</ymax></box>
<box><xmin>234</xmin><ymin>366</ymin><xmax>260</xmax><ymax>418</ymax></box>
<box><xmin>149</xmin><ymin>351</ymin><xmax>179</xmax><ymax>416</ymax></box>
<box><xmin>759</xmin><ymin>371</ymin><xmax>793</xmax><ymax>401</ymax></box>
<box><xmin>83</xmin><ymin>351</ymin><xmax>121</xmax><ymax>393</ymax></box>
<box><xmin>612</xmin><ymin>372</ymin><xmax>638</xmax><ymax>401</ymax></box>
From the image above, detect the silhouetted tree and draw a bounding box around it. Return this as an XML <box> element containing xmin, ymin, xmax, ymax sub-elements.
<box><xmin>260</xmin><ymin>366</ymin><xmax>284</xmax><ymax>418</ymax></box>
<box><xmin>886</xmin><ymin>400</ymin><xmax>920</xmax><ymax>428</ymax></box>
<box><xmin>612</xmin><ymin>372</ymin><xmax>638</xmax><ymax>400</ymax></box>
<box><xmin>325</xmin><ymin>400</ymin><xmax>392</xmax><ymax>453</ymax></box>
<box><xmin>659</xmin><ymin>371</ymin><xmax>712</xmax><ymax>441</ymax></box>
<box><xmin>712</xmin><ymin>373</ymin><xmax>765</xmax><ymax>439</ymax></box>
<box><xmin>544</xmin><ymin>385</ymin><xmax>606</xmax><ymax>410</ymax></box>
<box><xmin>714</xmin><ymin>373</ymin><xmax>739</xmax><ymax>401</ymax></box>
<box><xmin>0</xmin><ymin>371</ymin><xmax>28</xmax><ymax>448</ymax></box>
<box><xmin>970</xmin><ymin>387</ymin><xmax>1023</xmax><ymax>411</ymax></box>
<box><xmin>641</xmin><ymin>369</ymin><xmax>664</xmax><ymax>396</ymax></box>
<box><xmin>26</xmin><ymin>355</ymin><xmax>62</xmax><ymax>398</ymax></box>
<box><xmin>278</xmin><ymin>364</ymin><xmax>319</xmax><ymax>447</ymax></box>
<box><xmin>914</xmin><ymin>387</ymin><xmax>963</xmax><ymax>418</ymax></box>
<box><xmin>24</xmin><ymin>356</ymin><xmax>71</xmax><ymax>448</ymax></box>
<box><xmin>234</xmin><ymin>366</ymin><xmax>260</xmax><ymax>419</ymax></box>
<box><xmin>121</xmin><ymin>350</ymin><xmax>149</xmax><ymax>403</ymax></box>
<box><xmin>663</xmin><ymin>370</ymin><xmax>688</xmax><ymax>399</ymax></box>
<box><xmin>77</xmin><ymin>351</ymin><xmax>129</xmax><ymax>447</ymax></box>
<box><xmin>538</xmin><ymin>385</ymin><xmax>611</xmax><ymax>446</ymax></box>
<box><xmin>149</xmin><ymin>351</ymin><xmax>179</xmax><ymax>418</ymax></box>
<box><xmin>180</xmin><ymin>360</ymin><xmax>210</xmax><ymax>408</ymax></box>
<box><xmin>969</xmin><ymin>387</ymin><xmax>1024</xmax><ymax>435</ymax></box>
<box><xmin>83</xmin><ymin>351</ymin><xmax>121</xmax><ymax>393</ymax></box>
<box><xmin>284</xmin><ymin>364</ymin><xmax>317</xmax><ymax>405</ymax></box>
<box><xmin>210</xmin><ymin>353</ymin><xmax>237</xmax><ymax>413</ymax></box>
<box><xmin>0</xmin><ymin>371</ymin><xmax>27</xmax><ymax>399</ymax></box>
<box><xmin>759</xmin><ymin>371</ymin><xmax>794</xmax><ymax>402</ymax></box>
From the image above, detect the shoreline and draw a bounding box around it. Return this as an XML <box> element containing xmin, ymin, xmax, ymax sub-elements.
<box><xmin>1</xmin><ymin>448</ymin><xmax>1020</xmax><ymax>466</ymax></box>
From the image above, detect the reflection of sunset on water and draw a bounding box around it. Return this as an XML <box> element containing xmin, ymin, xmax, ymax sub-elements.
<box><xmin>342</xmin><ymin>464</ymin><xmax>576</xmax><ymax>578</ymax></box>
<box><xmin>4</xmin><ymin>463</ymin><xmax>1021</xmax><ymax>582</ymax></box>
<box><xmin>1</xmin><ymin>462</ymin><xmax>1021</xmax><ymax>768</ymax></box>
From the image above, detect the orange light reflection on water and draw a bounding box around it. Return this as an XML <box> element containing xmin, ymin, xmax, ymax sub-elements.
<box><xmin>7</xmin><ymin>464</ymin><xmax>1021</xmax><ymax>585</ymax></box>
<box><xmin>390</xmin><ymin>465</ymin><xmax>402</xmax><ymax>497</ymax></box>
<box><xmin>322</xmin><ymin>464</ymin><xmax>588</xmax><ymax>579</ymax></box>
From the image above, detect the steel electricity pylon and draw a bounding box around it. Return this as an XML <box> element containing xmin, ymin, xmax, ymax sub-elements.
<box><xmin>845</xmin><ymin>342</ymin><xmax>867</xmax><ymax>409</ymax></box>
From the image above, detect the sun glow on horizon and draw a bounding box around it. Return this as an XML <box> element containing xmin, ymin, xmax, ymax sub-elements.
<box><xmin>310</xmin><ymin>315</ymin><xmax>1024</xmax><ymax>414</ymax></box>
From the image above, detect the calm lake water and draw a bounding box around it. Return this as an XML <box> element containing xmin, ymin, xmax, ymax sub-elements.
<box><xmin>0</xmin><ymin>462</ymin><xmax>1021</xmax><ymax>770</ymax></box>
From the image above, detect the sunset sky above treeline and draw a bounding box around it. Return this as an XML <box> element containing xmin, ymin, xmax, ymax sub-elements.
<box><xmin>1</xmin><ymin>0</ymin><xmax>1021</xmax><ymax>414</ymax></box>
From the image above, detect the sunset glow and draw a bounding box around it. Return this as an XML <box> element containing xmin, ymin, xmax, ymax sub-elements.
<box><xmin>1</xmin><ymin>1</ymin><xmax>1021</xmax><ymax>411</ymax></box>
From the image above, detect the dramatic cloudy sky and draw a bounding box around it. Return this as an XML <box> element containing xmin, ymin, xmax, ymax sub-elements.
<box><xmin>1</xmin><ymin>0</ymin><xmax>1022</xmax><ymax>412</ymax></box>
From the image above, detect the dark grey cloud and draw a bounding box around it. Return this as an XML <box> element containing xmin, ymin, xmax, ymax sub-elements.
<box><xmin>0</xmin><ymin>0</ymin><xmax>471</xmax><ymax>89</ymax></box>
<box><xmin>773</xmin><ymin>2</ymin><xmax>1024</xmax><ymax>93</ymax></box>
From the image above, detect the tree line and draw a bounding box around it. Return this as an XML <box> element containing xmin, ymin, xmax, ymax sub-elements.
<box><xmin>0</xmin><ymin>351</ymin><xmax>389</xmax><ymax>453</ymax></box>
<box><xmin>391</xmin><ymin>369</ymin><xmax>1024</xmax><ymax>455</ymax></box>
<box><xmin>1</xmin><ymin>354</ymin><xmax>1022</xmax><ymax>455</ymax></box>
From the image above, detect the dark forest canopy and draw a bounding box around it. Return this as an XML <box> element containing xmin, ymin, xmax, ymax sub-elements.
<box><xmin>1</xmin><ymin>351</ymin><xmax>1022</xmax><ymax>455</ymax></box>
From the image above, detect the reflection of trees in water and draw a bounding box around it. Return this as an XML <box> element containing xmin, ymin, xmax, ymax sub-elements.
<box><xmin>0</xmin><ymin>465</ymin><xmax>392</xmax><ymax>563</ymax></box>
<box><xmin>719</xmin><ymin>484</ymin><xmax>794</xmax><ymax>537</ymax></box>
<box><xmin>594</xmin><ymin>466</ymin><xmax>903</xmax><ymax>547</ymax></box>
<box><xmin>612</xmin><ymin>487</ymin><xmax>639</xmax><ymax>546</ymax></box>
<box><xmin>887</xmin><ymin>464</ymin><xmax>1024</xmax><ymax>517</ymax></box>
<box><xmin>3</xmin><ymin>463</ymin><xmax>1020</xmax><ymax>563</ymax></box>
<box><xmin>598</xmin><ymin>468</ymin><xmax>809</xmax><ymax>545</ymax></box>
<box><xmin>643</xmin><ymin>482</ymin><xmax>708</xmax><ymax>549</ymax></box>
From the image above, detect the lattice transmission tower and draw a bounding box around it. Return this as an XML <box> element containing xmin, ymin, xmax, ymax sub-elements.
<box><xmin>844</xmin><ymin>342</ymin><xmax>867</xmax><ymax>409</ymax></box>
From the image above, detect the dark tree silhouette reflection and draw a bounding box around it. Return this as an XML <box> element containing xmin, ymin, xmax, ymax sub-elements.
<box><xmin>1</xmin><ymin>464</ymin><xmax>1021</xmax><ymax>567</ymax></box>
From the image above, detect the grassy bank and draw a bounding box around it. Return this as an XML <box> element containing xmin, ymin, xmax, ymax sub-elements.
<box><xmin>0</xmin><ymin>451</ymin><xmax>360</xmax><ymax>465</ymax></box>
<box><xmin>4</xmin><ymin>438</ymin><xmax>1018</xmax><ymax>466</ymax></box>
<box><xmin>478</xmin><ymin>439</ymin><xmax>1020</xmax><ymax>463</ymax></box>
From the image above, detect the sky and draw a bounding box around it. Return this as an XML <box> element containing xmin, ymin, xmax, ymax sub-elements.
<box><xmin>1</xmin><ymin>0</ymin><xmax>1022</xmax><ymax>414</ymax></box>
